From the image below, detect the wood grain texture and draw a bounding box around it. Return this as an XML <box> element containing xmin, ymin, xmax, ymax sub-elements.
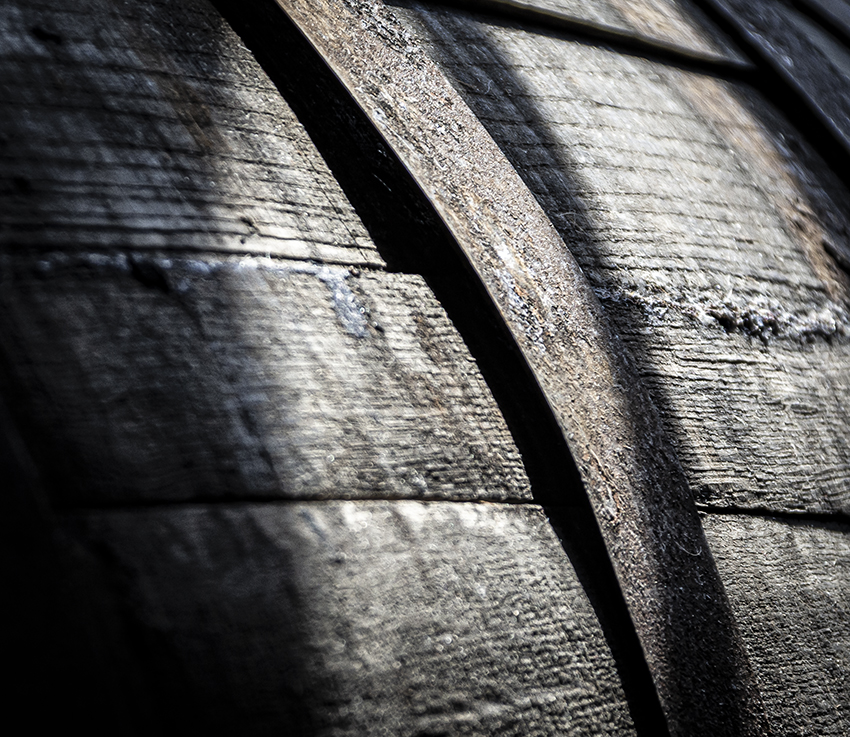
<box><xmin>400</xmin><ymin>4</ymin><xmax>850</xmax><ymax>516</ymax></box>
<box><xmin>602</xmin><ymin>0</ymin><xmax>741</xmax><ymax>58</ymax></box>
<box><xmin>0</xmin><ymin>0</ymin><xmax>382</xmax><ymax>266</ymax></box>
<box><xmin>59</xmin><ymin>500</ymin><xmax>637</xmax><ymax>736</ymax></box>
<box><xmin>277</xmin><ymin>2</ymin><xmax>770</xmax><ymax>734</ymax></box>
<box><xmin>702</xmin><ymin>514</ymin><xmax>850</xmax><ymax>736</ymax></box>
<box><xmin>0</xmin><ymin>252</ymin><xmax>530</xmax><ymax>506</ymax></box>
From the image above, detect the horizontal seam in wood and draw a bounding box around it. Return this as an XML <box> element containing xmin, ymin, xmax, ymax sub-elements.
<box><xmin>0</xmin><ymin>245</ymin><xmax>390</xmax><ymax>273</ymax></box>
<box><xmin>696</xmin><ymin>503</ymin><xmax>850</xmax><ymax>526</ymax></box>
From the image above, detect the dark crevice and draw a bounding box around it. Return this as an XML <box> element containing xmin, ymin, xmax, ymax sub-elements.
<box><xmin>697</xmin><ymin>503</ymin><xmax>850</xmax><ymax>527</ymax></box>
<box><xmin>211</xmin><ymin>1</ymin><xmax>669</xmax><ymax>735</ymax></box>
<box><xmin>405</xmin><ymin>0</ymin><xmax>754</xmax><ymax>77</ymax></box>
<box><xmin>692</xmin><ymin>0</ymin><xmax>850</xmax><ymax>193</ymax></box>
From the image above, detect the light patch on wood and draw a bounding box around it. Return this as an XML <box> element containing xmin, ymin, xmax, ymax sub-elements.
<box><xmin>0</xmin><ymin>252</ymin><xmax>530</xmax><ymax>505</ymax></box>
<box><xmin>62</xmin><ymin>501</ymin><xmax>637</xmax><ymax>735</ymax></box>
<box><xmin>458</xmin><ymin>0</ymin><xmax>744</xmax><ymax>61</ymax></box>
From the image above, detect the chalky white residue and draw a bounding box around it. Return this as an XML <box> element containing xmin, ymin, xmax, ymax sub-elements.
<box><xmin>316</xmin><ymin>266</ymin><xmax>368</xmax><ymax>338</ymax></box>
<box><xmin>225</xmin><ymin>258</ymin><xmax>369</xmax><ymax>338</ymax></box>
<box><xmin>170</xmin><ymin>256</ymin><xmax>369</xmax><ymax>337</ymax></box>
<box><xmin>225</xmin><ymin>258</ymin><xmax>368</xmax><ymax>337</ymax></box>
<box><xmin>596</xmin><ymin>283</ymin><xmax>850</xmax><ymax>343</ymax></box>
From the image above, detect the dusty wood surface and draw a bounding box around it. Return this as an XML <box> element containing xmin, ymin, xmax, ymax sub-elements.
<box><xmin>600</xmin><ymin>0</ymin><xmax>741</xmax><ymax>57</ymax></box>
<box><xmin>0</xmin><ymin>0</ymin><xmax>381</xmax><ymax>266</ymax></box>
<box><xmin>278</xmin><ymin>1</ymin><xmax>769</xmax><ymax>734</ymax></box>
<box><xmin>400</xmin><ymin>3</ymin><xmax>850</xmax><ymax>517</ymax></box>
<box><xmin>4</xmin><ymin>0</ymin><xmax>848</xmax><ymax>733</ymax></box>
<box><xmin>59</xmin><ymin>500</ymin><xmax>636</xmax><ymax>736</ymax></box>
<box><xmin>0</xmin><ymin>251</ymin><xmax>530</xmax><ymax>506</ymax></box>
<box><xmin>702</xmin><ymin>514</ymin><xmax>850</xmax><ymax>736</ymax></box>
<box><xmin>705</xmin><ymin>0</ymin><xmax>850</xmax><ymax>155</ymax></box>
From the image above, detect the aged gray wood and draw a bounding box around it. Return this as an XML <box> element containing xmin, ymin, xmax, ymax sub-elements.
<box><xmin>401</xmin><ymin>4</ymin><xmax>850</xmax><ymax>517</ymax></box>
<box><xmin>60</xmin><ymin>500</ymin><xmax>637</xmax><ymax>736</ymax></box>
<box><xmin>0</xmin><ymin>0</ymin><xmax>381</xmax><ymax>266</ymax></box>
<box><xmin>705</xmin><ymin>0</ymin><xmax>850</xmax><ymax>156</ymax></box>
<box><xmin>0</xmin><ymin>251</ymin><xmax>530</xmax><ymax>506</ymax></box>
<box><xmin>277</xmin><ymin>1</ymin><xmax>769</xmax><ymax>734</ymax></box>
<box><xmin>702</xmin><ymin>513</ymin><xmax>850</xmax><ymax>736</ymax></box>
<box><xmin>597</xmin><ymin>0</ymin><xmax>742</xmax><ymax>58</ymax></box>
<box><xmin>395</xmin><ymin>7</ymin><xmax>850</xmax><ymax>729</ymax></box>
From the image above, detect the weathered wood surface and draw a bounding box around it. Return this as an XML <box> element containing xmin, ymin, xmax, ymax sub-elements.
<box><xmin>705</xmin><ymin>0</ymin><xmax>850</xmax><ymax>155</ymax></box>
<box><xmin>277</xmin><ymin>1</ymin><xmax>769</xmax><ymax>734</ymax></box>
<box><xmin>0</xmin><ymin>251</ymin><xmax>530</xmax><ymax>506</ymax></box>
<box><xmin>400</xmin><ymin>3</ymin><xmax>850</xmax><ymax>517</ymax></box>
<box><xmin>702</xmin><ymin>514</ymin><xmax>850</xmax><ymax>736</ymax></box>
<box><xmin>0</xmin><ymin>0</ymin><xmax>381</xmax><ymax>266</ymax></box>
<box><xmin>59</xmin><ymin>501</ymin><xmax>636</xmax><ymax>736</ymax></box>
<box><xmin>429</xmin><ymin>0</ymin><xmax>747</xmax><ymax>67</ymax></box>
<box><xmin>4</xmin><ymin>0</ymin><xmax>849</xmax><ymax>733</ymax></box>
<box><xmin>394</xmin><ymin>4</ymin><xmax>850</xmax><ymax>730</ymax></box>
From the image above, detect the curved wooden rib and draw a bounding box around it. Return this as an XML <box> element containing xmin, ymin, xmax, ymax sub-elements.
<box><xmin>422</xmin><ymin>0</ymin><xmax>753</xmax><ymax>71</ymax></box>
<box><xmin>275</xmin><ymin>1</ymin><xmax>771</xmax><ymax>734</ymax></box>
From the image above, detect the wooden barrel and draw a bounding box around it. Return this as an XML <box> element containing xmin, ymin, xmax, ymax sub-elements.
<box><xmin>2</xmin><ymin>0</ymin><xmax>847</xmax><ymax>734</ymax></box>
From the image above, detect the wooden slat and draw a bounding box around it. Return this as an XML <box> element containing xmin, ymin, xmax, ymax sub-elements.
<box><xmin>421</xmin><ymin>0</ymin><xmax>749</xmax><ymax>69</ymax></box>
<box><xmin>274</xmin><ymin>1</ymin><xmax>770</xmax><ymax>734</ymax></box>
<box><xmin>0</xmin><ymin>252</ymin><xmax>530</xmax><ymax>506</ymax></box>
<box><xmin>705</xmin><ymin>0</ymin><xmax>850</xmax><ymax>157</ymax></box>
<box><xmin>600</xmin><ymin>0</ymin><xmax>741</xmax><ymax>58</ymax></box>
<box><xmin>400</xmin><ymin>5</ymin><xmax>850</xmax><ymax>517</ymax></box>
<box><xmin>60</xmin><ymin>500</ymin><xmax>637</xmax><ymax>735</ymax></box>
<box><xmin>0</xmin><ymin>0</ymin><xmax>382</xmax><ymax>266</ymax></box>
<box><xmin>702</xmin><ymin>513</ymin><xmax>850</xmax><ymax>736</ymax></box>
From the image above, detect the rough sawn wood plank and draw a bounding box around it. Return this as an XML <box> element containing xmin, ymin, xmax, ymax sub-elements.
<box><xmin>0</xmin><ymin>251</ymin><xmax>531</xmax><ymax>506</ymax></box>
<box><xmin>432</xmin><ymin>0</ymin><xmax>746</xmax><ymax>64</ymax></box>
<box><xmin>59</xmin><ymin>501</ymin><xmax>637</xmax><ymax>736</ymax></box>
<box><xmin>0</xmin><ymin>0</ymin><xmax>381</xmax><ymax>265</ymax></box>
<box><xmin>702</xmin><ymin>514</ymin><xmax>850</xmax><ymax>736</ymax></box>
